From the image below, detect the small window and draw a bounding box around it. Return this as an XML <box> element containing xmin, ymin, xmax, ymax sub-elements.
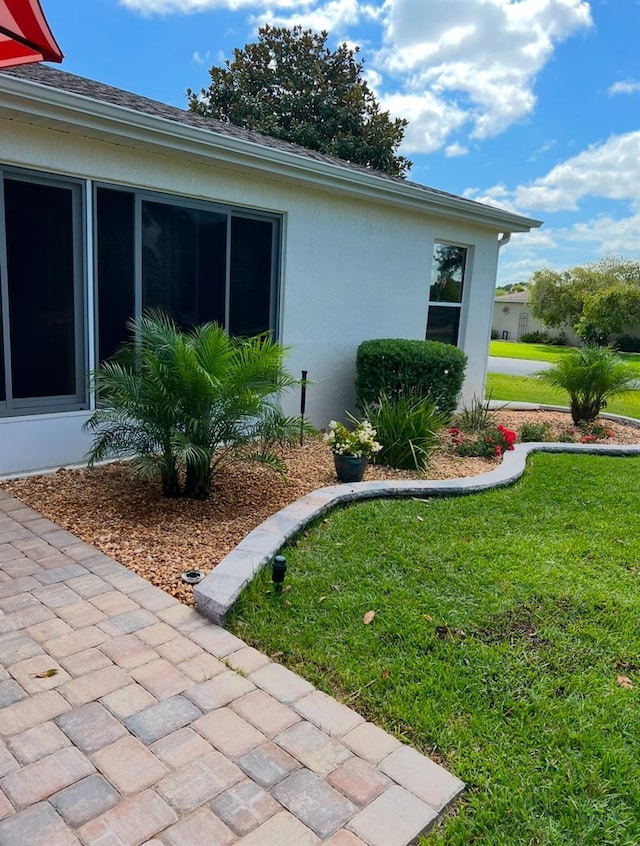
<box><xmin>426</xmin><ymin>243</ymin><xmax>466</xmax><ymax>345</ymax></box>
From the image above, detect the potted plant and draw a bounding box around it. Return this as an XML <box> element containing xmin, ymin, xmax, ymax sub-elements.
<box><xmin>324</xmin><ymin>415</ymin><xmax>382</xmax><ymax>482</ymax></box>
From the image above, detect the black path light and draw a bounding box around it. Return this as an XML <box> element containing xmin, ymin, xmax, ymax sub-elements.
<box><xmin>271</xmin><ymin>554</ymin><xmax>287</xmax><ymax>592</ymax></box>
<box><xmin>299</xmin><ymin>370</ymin><xmax>308</xmax><ymax>447</ymax></box>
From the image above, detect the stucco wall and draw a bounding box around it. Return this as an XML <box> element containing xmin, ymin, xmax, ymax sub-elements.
<box><xmin>1</xmin><ymin>118</ymin><xmax>502</xmax><ymax>474</ymax></box>
<box><xmin>491</xmin><ymin>301</ymin><xmax>579</xmax><ymax>345</ymax></box>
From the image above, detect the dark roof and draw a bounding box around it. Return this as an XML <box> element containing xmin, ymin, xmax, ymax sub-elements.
<box><xmin>0</xmin><ymin>63</ymin><xmax>510</xmax><ymax>215</ymax></box>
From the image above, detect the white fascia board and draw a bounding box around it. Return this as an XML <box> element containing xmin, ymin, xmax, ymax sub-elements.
<box><xmin>0</xmin><ymin>74</ymin><xmax>542</xmax><ymax>234</ymax></box>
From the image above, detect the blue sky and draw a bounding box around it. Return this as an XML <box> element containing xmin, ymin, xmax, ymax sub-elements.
<box><xmin>41</xmin><ymin>0</ymin><xmax>640</xmax><ymax>286</ymax></box>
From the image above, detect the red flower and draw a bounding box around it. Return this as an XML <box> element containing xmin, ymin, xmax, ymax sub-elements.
<box><xmin>494</xmin><ymin>445</ymin><xmax>502</xmax><ymax>457</ymax></box>
<box><xmin>581</xmin><ymin>435</ymin><xmax>596</xmax><ymax>443</ymax></box>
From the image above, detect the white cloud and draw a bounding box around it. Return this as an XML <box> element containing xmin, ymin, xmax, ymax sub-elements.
<box><xmin>514</xmin><ymin>131</ymin><xmax>640</xmax><ymax>212</ymax></box>
<box><xmin>120</xmin><ymin>0</ymin><xmax>315</xmax><ymax>13</ymax></box>
<box><xmin>445</xmin><ymin>142</ymin><xmax>468</xmax><ymax>157</ymax></box>
<box><xmin>497</xmin><ymin>212</ymin><xmax>640</xmax><ymax>286</ymax></box>
<box><xmin>120</xmin><ymin>0</ymin><xmax>593</xmax><ymax>154</ymax></box>
<box><xmin>252</xmin><ymin>0</ymin><xmax>362</xmax><ymax>33</ymax></box>
<box><xmin>381</xmin><ymin>92</ymin><xmax>466</xmax><ymax>153</ymax></box>
<box><xmin>377</xmin><ymin>0</ymin><xmax>592</xmax><ymax>144</ymax></box>
<box><xmin>608</xmin><ymin>80</ymin><xmax>640</xmax><ymax>97</ymax></box>
<box><xmin>192</xmin><ymin>50</ymin><xmax>211</xmax><ymax>63</ymax></box>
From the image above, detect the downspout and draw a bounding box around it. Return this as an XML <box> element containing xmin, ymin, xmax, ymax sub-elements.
<box><xmin>498</xmin><ymin>232</ymin><xmax>511</xmax><ymax>248</ymax></box>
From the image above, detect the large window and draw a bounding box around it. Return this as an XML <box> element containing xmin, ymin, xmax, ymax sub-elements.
<box><xmin>96</xmin><ymin>187</ymin><xmax>280</xmax><ymax>362</ymax></box>
<box><xmin>0</xmin><ymin>172</ymin><xmax>85</xmax><ymax>415</ymax></box>
<box><xmin>0</xmin><ymin>171</ymin><xmax>280</xmax><ymax>418</ymax></box>
<box><xmin>426</xmin><ymin>242</ymin><xmax>467</xmax><ymax>346</ymax></box>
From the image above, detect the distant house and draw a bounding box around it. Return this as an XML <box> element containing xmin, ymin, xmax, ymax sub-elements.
<box><xmin>0</xmin><ymin>64</ymin><xmax>541</xmax><ymax>476</ymax></box>
<box><xmin>492</xmin><ymin>292</ymin><xmax>577</xmax><ymax>343</ymax></box>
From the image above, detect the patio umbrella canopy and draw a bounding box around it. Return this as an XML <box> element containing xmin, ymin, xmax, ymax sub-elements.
<box><xmin>0</xmin><ymin>0</ymin><xmax>62</xmax><ymax>68</ymax></box>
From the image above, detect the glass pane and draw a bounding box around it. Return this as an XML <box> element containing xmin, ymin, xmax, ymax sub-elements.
<box><xmin>426</xmin><ymin>305</ymin><xmax>461</xmax><ymax>345</ymax></box>
<box><xmin>229</xmin><ymin>217</ymin><xmax>274</xmax><ymax>337</ymax></box>
<box><xmin>96</xmin><ymin>188</ymin><xmax>136</xmax><ymax>362</ymax></box>
<box><xmin>4</xmin><ymin>178</ymin><xmax>77</xmax><ymax>399</ymax></box>
<box><xmin>142</xmin><ymin>201</ymin><xmax>227</xmax><ymax>330</ymax></box>
<box><xmin>429</xmin><ymin>243</ymin><xmax>466</xmax><ymax>303</ymax></box>
<box><xmin>0</xmin><ymin>292</ymin><xmax>5</xmax><ymax>401</ymax></box>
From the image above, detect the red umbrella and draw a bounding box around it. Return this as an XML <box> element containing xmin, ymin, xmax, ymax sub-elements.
<box><xmin>0</xmin><ymin>0</ymin><xmax>63</xmax><ymax>68</ymax></box>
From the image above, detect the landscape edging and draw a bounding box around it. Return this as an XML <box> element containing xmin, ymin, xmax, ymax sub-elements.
<box><xmin>194</xmin><ymin>438</ymin><xmax>640</xmax><ymax>624</ymax></box>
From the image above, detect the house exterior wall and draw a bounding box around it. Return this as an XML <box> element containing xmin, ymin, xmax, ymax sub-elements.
<box><xmin>1</xmin><ymin>117</ymin><xmax>502</xmax><ymax>475</ymax></box>
<box><xmin>491</xmin><ymin>301</ymin><xmax>580</xmax><ymax>344</ymax></box>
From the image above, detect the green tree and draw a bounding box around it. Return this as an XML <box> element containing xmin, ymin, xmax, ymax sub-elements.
<box><xmin>529</xmin><ymin>257</ymin><xmax>640</xmax><ymax>343</ymax></box>
<box><xmin>536</xmin><ymin>345</ymin><xmax>635</xmax><ymax>424</ymax></box>
<box><xmin>187</xmin><ymin>25</ymin><xmax>411</xmax><ymax>178</ymax></box>
<box><xmin>85</xmin><ymin>312</ymin><xmax>303</xmax><ymax>500</ymax></box>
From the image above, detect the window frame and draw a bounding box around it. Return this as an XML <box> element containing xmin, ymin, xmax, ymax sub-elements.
<box><xmin>0</xmin><ymin>166</ymin><xmax>87</xmax><ymax>417</ymax></box>
<box><xmin>93</xmin><ymin>183</ymin><xmax>282</xmax><ymax>363</ymax></box>
<box><xmin>425</xmin><ymin>240</ymin><xmax>470</xmax><ymax>347</ymax></box>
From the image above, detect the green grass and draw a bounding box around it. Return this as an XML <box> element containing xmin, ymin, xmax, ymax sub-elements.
<box><xmin>230</xmin><ymin>454</ymin><xmax>640</xmax><ymax>845</ymax></box>
<box><xmin>490</xmin><ymin>341</ymin><xmax>640</xmax><ymax>375</ymax></box>
<box><xmin>485</xmin><ymin>373</ymin><xmax>640</xmax><ymax>419</ymax></box>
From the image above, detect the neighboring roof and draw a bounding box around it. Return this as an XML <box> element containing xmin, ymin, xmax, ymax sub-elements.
<box><xmin>0</xmin><ymin>64</ymin><xmax>542</xmax><ymax>233</ymax></box>
<box><xmin>495</xmin><ymin>291</ymin><xmax>531</xmax><ymax>303</ymax></box>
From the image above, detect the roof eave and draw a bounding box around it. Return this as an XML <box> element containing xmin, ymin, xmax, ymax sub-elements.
<box><xmin>0</xmin><ymin>73</ymin><xmax>542</xmax><ymax>233</ymax></box>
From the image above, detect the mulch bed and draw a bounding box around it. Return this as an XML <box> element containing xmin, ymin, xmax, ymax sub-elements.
<box><xmin>2</xmin><ymin>409</ymin><xmax>638</xmax><ymax>606</ymax></box>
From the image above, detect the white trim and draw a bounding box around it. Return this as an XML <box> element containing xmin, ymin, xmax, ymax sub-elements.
<box><xmin>0</xmin><ymin>72</ymin><xmax>541</xmax><ymax>234</ymax></box>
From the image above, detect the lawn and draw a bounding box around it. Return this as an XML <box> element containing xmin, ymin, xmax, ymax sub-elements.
<box><xmin>485</xmin><ymin>373</ymin><xmax>640</xmax><ymax>419</ymax></box>
<box><xmin>490</xmin><ymin>341</ymin><xmax>640</xmax><ymax>375</ymax></box>
<box><xmin>230</xmin><ymin>454</ymin><xmax>640</xmax><ymax>846</ymax></box>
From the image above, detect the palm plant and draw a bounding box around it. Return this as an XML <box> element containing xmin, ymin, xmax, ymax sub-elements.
<box><xmin>85</xmin><ymin>311</ymin><xmax>303</xmax><ymax>499</ymax></box>
<box><xmin>536</xmin><ymin>344</ymin><xmax>636</xmax><ymax>424</ymax></box>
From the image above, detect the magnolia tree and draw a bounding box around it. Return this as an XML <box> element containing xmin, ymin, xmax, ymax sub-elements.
<box><xmin>187</xmin><ymin>25</ymin><xmax>411</xmax><ymax>178</ymax></box>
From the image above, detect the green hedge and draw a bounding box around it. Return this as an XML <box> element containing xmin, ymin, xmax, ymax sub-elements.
<box><xmin>356</xmin><ymin>338</ymin><xmax>467</xmax><ymax>416</ymax></box>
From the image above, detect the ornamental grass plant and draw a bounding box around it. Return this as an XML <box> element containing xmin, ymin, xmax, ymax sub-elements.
<box><xmin>362</xmin><ymin>393</ymin><xmax>448</xmax><ymax>471</ymax></box>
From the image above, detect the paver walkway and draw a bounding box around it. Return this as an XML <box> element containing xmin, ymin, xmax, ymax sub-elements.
<box><xmin>0</xmin><ymin>490</ymin><xmax>463</xmax><ymax>846</ymax></box>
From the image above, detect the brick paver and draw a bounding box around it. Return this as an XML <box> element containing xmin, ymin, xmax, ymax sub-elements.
<box><xmin>230</xmin><ymin>689</ymin><xmax>301</xmax><ymax>737</ymax></box>
<box><xmin>0</xmin><ymin>746</ymin><xmax>94</xmax><ymax>808</ymax></box>
<box><xmin>56</xmin><ymin>702</ymin><xmax>127</xmax><ymax>754</ymax></box>
<box><xmin>160</xmin><ymin>806</ymin><xmax>236</xmax><ymax>846</ymax></box>
<box><xmin>124</xmin><ymin>695</ymin><xmax>202</xmax><ymax>745</ymax></box>
<box><xmin>192</xmin><ymin>707</ymin><xmax>266</xmax><ymax>758</ymax></box>
<box><xmin>92</xmin><ymin>736</ymin><xmax>168</xmax><ymax>794</ymax></box>
<box><xmin>347</xmin><ymin>785</ymin><xmax>438</xmax><ymax>846</ymax></box>
<box><xmin>0</xmin><ymin>495</ymin><xmax>464</xmax><ymax>845</ymax></box>
<box><xmin>210</xmin><ymin>779</ymin><xmax>280</xmax><ymax>836</ymax></box>
<box><xmin>5</xmin><ymin>721</ymin><xmax>70</xmax><ymax>765</ymax></box>
<box><xmin>50</xmin><ymin>773</ymin><xmax>120</xmax><ymax>828</ymax></box>
<box><xmin>273</xmin><ymin>768</ymin><xmax>357</xmax><ymax>839</ymax></box>
<box><xmin>277</xmin><ymin>721</ymin><xmax>352</xmax><ymax>777</ymax></box>
<box><xmin>155</xmin><ymin>750</ymin><xmax>243</xmax><ymax>813</ymax></box>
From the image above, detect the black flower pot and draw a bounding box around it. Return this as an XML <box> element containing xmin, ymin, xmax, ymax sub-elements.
<box><xmin>333</xmin><ymin>454</ymin><xmax>368</xmax><ymax>483</ymax></box>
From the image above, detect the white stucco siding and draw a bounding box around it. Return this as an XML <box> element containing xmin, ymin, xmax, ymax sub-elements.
<box><xmin>1</xmin><ymin>117</ymin><xmax>505</xmax><ymax>474</ymax></box>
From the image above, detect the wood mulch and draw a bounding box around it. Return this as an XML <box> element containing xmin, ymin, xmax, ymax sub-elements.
<box><xmin>2</xmin><ymin>409</ymin><xmax>638</xmax><ymax>606</ymax></box>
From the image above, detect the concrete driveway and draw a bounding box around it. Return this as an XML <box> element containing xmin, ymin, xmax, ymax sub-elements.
<box><xmin>488</xmin><ymin>356</ymin><xmax>552</xmax><ymax>377</ymax></box>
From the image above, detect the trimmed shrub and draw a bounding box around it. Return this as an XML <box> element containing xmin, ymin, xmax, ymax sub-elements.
<box><xmin>490</xmin><ymin>329</ymin><xmax>499</xmax><ymax>340</ymax></box>
<box><xmin>519</xmin><ymin>330</ymin><xmax>567</xmax><ymax>346</ymax></box>
<box><xmin>362</xmin><ymin>393</ymin><xmax>447</xmax><ymax>472</ymax></box>
<box><xmin>356</xmin><ymin>339</ymin><xmax>467</xmax><ymax>417</ymax></box>
<box><xmin>614</xmin><ymin>335</ymin><xmax>640</xmax><ymax>353</ymax></box>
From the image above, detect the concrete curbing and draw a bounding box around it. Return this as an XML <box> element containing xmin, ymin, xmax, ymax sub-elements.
<box><xmin>194</xmin><ymin>428</ymin><xmax>640</xmax><ymax>624</ymax></box>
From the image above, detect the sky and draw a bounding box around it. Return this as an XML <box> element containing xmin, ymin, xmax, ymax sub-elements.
<box><xmin>39</xmin><ymin>0</ymin><xmax>640</xmax><ymax>286</ymax></box>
